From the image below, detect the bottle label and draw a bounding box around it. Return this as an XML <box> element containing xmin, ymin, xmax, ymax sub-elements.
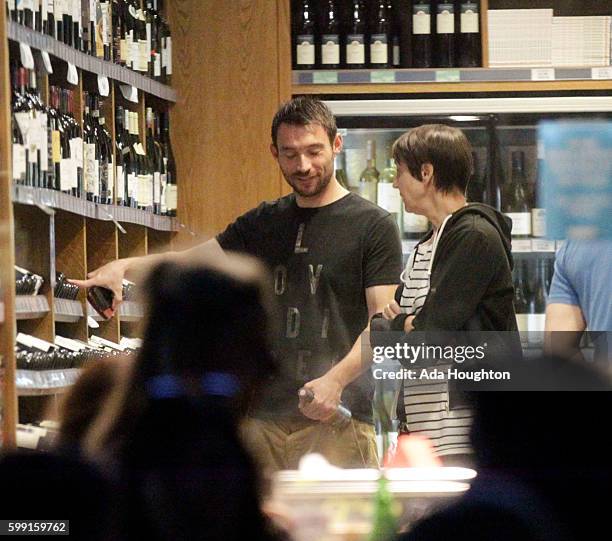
<box><xmin>59</xmin><ymin>158</ymin><xmax>72</xmax><ymax>191</ymax></box>
<box><xmin>515</xmin><ymin>313</ymin><xmax>529</xmax><ymax>334</ymax></box>
<box><xmin>38</xmin><ymin>114</ymin><xmax>48</xmax><ymax>172</ymax></box>
<box><xmin>138</xmin><ymin>174</ymin><xmax>149</xmax><ymax>206</ymax></box>
<box><xmin>403</xmin><ymin>211</ymin><xmax>429</xmax><ymax>233</ymax></box>
<box><xmin>154</xmin><ymin>52</ymin><xmax>161</xmax><ymax>77</ymax></box>
<box><xmin>296</xmin><ymin>35</ymin><xmax>315</xmax><ymax>65</ymax></box>
<box><xmin>370</xmin><ymin>34</ymin><xmax>388</xmax><ymax>64</ymax></box>
<box><xmin>101</xmin><ymin>3</ymin><xmax>111</xmax><ymax>46</ymax></box>
<box><xmin>116</xmin><ymin>165</ymin><xmax>124</xmax><ymax>200</ymax></box>
<box><xmin>358</xmin><ymin>181</ymin><xmax>377</xmax><ymax>204</ymax></box>
<box><xmin>165</xmin><ymin>183</ymin><xmax>177</xmax><ymax>210</ymax></box>
<box><xmin>321</xmin><ymin>34</ymin><xmax>340</xmax><ymax>65</ymax></box>
<box><xmin>54</xmin><ymin>0</ymin><xmax>62</xmax><ymax>19</ymax></box>
<box><xmin>346</xmin><ymin>34</ymin><xmax>365</xmax><ymax>64</ymax></box>
<box><xmin>412</xmin><ymin>5</ymin><xmax>431</xmax><ymax>35</ymax></box>
<box><xmin>107</xmin><ymin>161</ymin><xmax>114</xmax><ymax>199</ymax></box>
<box><xmin>531</xmin><ymin>208</ymin><xmax>546</xmax><ymax>237</ymax></box>
<box><xmin>128</xmin><ymin>173</ymin><xmax>137</xmax><ymax>199</ymax></box>
<box><xmin>139</xmin><ymin>39</ymin><xmax>149</xmax><ymax>71</ymax></box>
<box><xmin>93</xmin><ymin>159</ymin><xmax>100</xmax><ymax>197</ymax></box>
<box><xmin>505</xmin><ymin>212</ymin><xmax>532</xmax><ymax>236</ymax></box>
<box><xmin>21</xmin><ymin>0</ymin><xmax>33</xmax><ymax>10</ymax></box>
<box><xmin>393</xmin><ymin>41</ymin><xmax>400</xmax><ymax>66</ymax></box>
<box><xmin>436</xmin><ymin>4</ymin><xmax>455</xmax><ymax>34</ymax></box>
<box><xmin>120</xmin><ymin>38</ymin><xmax>128</xmax><ymax>63</ymax></box>
<box><xmin>12</xmin><ymin>145</ymin><xmax>26</xmax><ymax>181</ymax></box>
<box><xmin>526</xmin><ymin>313</ymin><xmax>546</xmax><ymax>332</ymax></box>
<box><xmin>84</xmin><ymin>143</ymin><xmax>97</xmax><ymax>193</ymax></box>
<box><xmin>460</xmin><ymin>3</ymin><xmax>479</xmax><ymax>33</ymax></box>
<box><xmin>146</xmin><ymin>22</ymin><xmax>152</xmax><ymax>56</ymax></box>
<box><xmin>377</xmin><ymin>183</ymin><xmax>401</xmax><ymax>213</ymax></box>
<box><xmin>8</xmin><ymin>0</ymin><xmax>15</xmax><ymax>11</ymax></box>
<box><xmin>153</xmin><ymin>172</ymin><xmax>161</xmax><ymax>204</ymax></box>
<box><xmin>165</xmin><ymin>36</ymin><xmax>172</xmax><ymax>75</ymax></box>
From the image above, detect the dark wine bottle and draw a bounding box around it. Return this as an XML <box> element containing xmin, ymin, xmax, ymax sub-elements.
<box><xmin>434</xmin><ymin>1</ymin><xmax>455</xmax><ymax>68</ymax></box>
<box><xmin>319</xmin><ymin>0</ymin><xmax>341</xmax><ymax>69</ymax></box>
<box><xmin>411</xmin><ymin>1</ymin><xmax>432</xmax><ymax>68</ymax></box>
<box><xmin>466</xmin><ymin>152</ymin><xmax>486</xmax><ymax>203</ymax></box>
<box><xmin>369</xmin><ymin>1</ymin><xmax>391</xmax><ymax>68</ymax></box>
<box><xmin>458</xmin><ymin>1</ymin><xmax>481</xmax><ymax>67</ymax></box>
<box><xmin>346</xmin><ymin>1</ymin><xmax>366</xmax><ymax>69</ymax></box>
<box><xmin>295</xmin><ymin>0</ymin><xmax>316</xmax><ymax>69</ymax></box>
<box><xmin>387</xmin><ymin>0</ymin><xmax>400</xmax><ymax>67</ymax></box>
<box><xmin>503</xmin><ymin>150</ymin><xmax>532</xmax><ymax>238</ymax></box>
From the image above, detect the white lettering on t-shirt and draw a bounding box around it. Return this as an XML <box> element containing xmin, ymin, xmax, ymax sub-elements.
<box><xmin>294</xmin><ymin>223</ymin><xmax>309</xmax><ymax>253</ymax></box>
<box><xmin>274</xmin><ymin>265</ymin><xmax>287</xmax><ymax>295</ymax></box>
<box><xmin>308</xmin><ymin>264</ymin><xmax>323</xmax><ymax>295</ymax></box>
<box><xmin>286</xmin><ymin>307</ymin><xmax>300</xmax><ymax>338</ymax></box>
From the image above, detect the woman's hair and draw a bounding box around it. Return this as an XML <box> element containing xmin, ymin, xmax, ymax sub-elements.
<box><xmin>392</xmin><ymin>124</ymin><xmax>473</xmax><ymax>194</ymax></box>
<box><xmin>84</xmin><ymin>253</ymin><xmax>277</xmax><ymax>457</ymax></box>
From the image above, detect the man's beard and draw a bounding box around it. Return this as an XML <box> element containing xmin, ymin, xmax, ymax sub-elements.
<box><xmin>285</xmin><ymin>170</ymin><xmax>333</xmax><ymax>198</ymax></box>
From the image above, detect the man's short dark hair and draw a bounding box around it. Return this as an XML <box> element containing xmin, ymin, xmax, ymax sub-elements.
<box><xmin>392</xmin><ymin>124</ymin><xmax>473</xmax><ymax>194</ymax></box>
<box><xmin>271</xmin><ymin>96</ymin><xmax>337</xmax><ymax>148</ymax></box>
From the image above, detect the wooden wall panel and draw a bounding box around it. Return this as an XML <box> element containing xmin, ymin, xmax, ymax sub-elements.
<box><xmin>167</xmin><ymin>0</ymin><xmax>291</xmax><ymax>239</ymax></box>
<box><xmin>0</xmin><ymin>3</ymin><xmax>17</xmax><ymax>447</ymax></box>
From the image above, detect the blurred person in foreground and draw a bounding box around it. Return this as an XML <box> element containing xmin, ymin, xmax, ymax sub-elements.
<box><xmin>371</xmin><ymin>125</ymin><xmax>518</xmax><ymax>465</ymax></box>
<box><xmin>545</xmin><ymin>240</ymin><xmax>612</xmax><ymax>362</ymax></box>
<box><xmin>55</xmin><ymin>356</ymin><xmax>129</xmax><ymax>455</ymax></box>
<box><xmin>398</xmin><ymin>355</ymin><xmax>612</xmax><ymax>541</ymax></box>
<box><xmin>84</xmin><ymin>254</ymin><xmax>289</xmax><ymax>541</ymax></box>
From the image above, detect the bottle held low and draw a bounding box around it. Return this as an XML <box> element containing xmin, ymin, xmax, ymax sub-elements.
<box><xmin>87</xmin><ymin>285</ymin><xmax>115</xmax><ymax>320</ymax></box>
<box><xmin>298</xmin><ymin>387</ymin><xmax>352</xmax><ymax>428</ymax></box>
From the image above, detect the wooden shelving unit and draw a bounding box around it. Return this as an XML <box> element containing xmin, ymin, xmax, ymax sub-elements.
<box><xmin>0</xmin><ymin>6</ymin><xmax>177</xmax><ymax>445</ymax></box>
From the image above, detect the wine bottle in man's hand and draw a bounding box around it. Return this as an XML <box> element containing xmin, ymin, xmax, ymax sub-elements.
<box><xmin>298</xmin><ymin>387</ymin><xmax>352</xmax><ymax>429</ymax></box>
<box><xmin>87</xmin><ymin>286</ymin><xmax>116</xmax><ymax>320</ymax></box>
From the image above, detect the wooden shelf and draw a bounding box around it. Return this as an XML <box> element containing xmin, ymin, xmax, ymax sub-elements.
<box><xmin>7</xmin><ymin>22</ymin><xmax>177</xmax><ymax>102</ymax></box>
<box><xmin>12</xmin><ymin>186</ymin><xmax>179</xmax><ymax>232</ymax></box>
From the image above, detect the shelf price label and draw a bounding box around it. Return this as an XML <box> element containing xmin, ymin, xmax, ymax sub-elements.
<box><xmin>313</xmin><ymin>72</ymin><xmax>338</xmax><ymax>84</ymax></box>
<box><xmin>531</xmin><ymin>68</ymin><xmax>555</xmax><ymax>81</ymax></box>
<box><xmin>41</xmin><ymin>51</ymin><xmax>53</xmax><ymax>74</ymax></box>
<box><xmin>591</xmin><ymin>67</ymin><xmax>612</xmax><ymax>80</ymax></box>
<box><xmin>435</xmin><ymin>70</ymin><xmax>460</xmax><ymax>82</ymax></box>
<box><xmin>97</xmin><ymin>75</ymin><xmax>110</xmax><ymax>97</ymax></box>
<box><xmin>19</xmin><ymin>42</ymin><xmax>35</xmax><ymax>70</ymax></box>
<box><xmin>371</xmin><ymin>71</ymin><xmax>395</xmax><ymax>84</ymax></box>
<box><xmin>67</xmin><ymin>62</ymin><xmax>79</xmax><ymax>85</ymax></box>
<box><xmin>120</xmin><ymin>84</ymin><xmax>139</xmax><ymax>103</ymax></box>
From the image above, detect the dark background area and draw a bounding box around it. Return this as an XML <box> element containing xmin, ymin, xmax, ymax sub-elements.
<box><xmin>488</xmin><ymin>0</ymin><xmax>611</xmax><ymax>16</ymax></box>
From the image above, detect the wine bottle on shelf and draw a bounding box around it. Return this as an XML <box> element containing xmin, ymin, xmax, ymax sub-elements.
<box><xmin>145</xmin><ymin>1</ymin><xmax>157</xmax><ymax>78</ymax></box>
<box><xmin>458</xmin><ymin>1</ymin><xmax>481</xmax><ymax>67</ymax></box>
<box><xmin>334</xmin><ymin>151</ymin><xmax>349</xmax><ymax>190</ymax></box>
<box><xmin>411</xmin><ymin>1</ymin><xmax>432</xmax><ymax>68</ymax></box>
<box><xmin>71</xmin><ymin>0</ymin><xmax>81</xmax><ymax>51</ymax></box>
<box><xmin>466</xmin><ymin>152</ymin><xmax>486</xmax><ymax>203</ymax></box>
<box><xmin>101</xmin><ymin>1</ymin><xmax>112</xmax><ymax>61</ymax></box>
<box><xmin>377</xmin><ymin>156</ymin><xmax>402</xmax><ymax>233</ymax></box>
<box><xmin>83</xmin><ymin>0</ymin><xmax>96</xmax><ymax>56</ymax></box>
<box><xmin>114</xmin><ymin>106</ymin><xmax>126</xmax><ymax>206</ymax></box>
<box><xmin>62</xmin><ymin>0</ymin><xmax>73</xmax><ymax>47</ymax></box>
<box><xmin>358</xmin><ymin>140</ymin><xmax>379</xmax><ymax>204</ymax></box>
<box><xmin>135</xmin><ymin>2</ymin><xmax>148</xmax><ymax>73</ymax></box>
<box><xmin>35</xmin><ymin>0</ymin><xmax>45</xmax><ymax>32</ymax></box>
<box><xmin>160</xmin><ymin>111</ymin><xmax>177</xmax><ymax>217</ymax></box>
<box><xmin>115</xmin><ymin>0</ymin><xmax>128</xmax><ymax>66</ymax></box>
<box><xmin>95</xmin><ymin>97</ymin><xmax>114</xmax><ymax>205</ymax></box>
<box><xmin>147</xmin><ymin>107</ymin><xmax>164</xmax><ymax>214</ymax></box>
<box><xmin>369</xmin><ymin>1</ymin><xmax>391</xmax><ymax>68</ymax></box>
<box><xmin>388</xmin><ymin>0</ymin><xmax>400</xmax><ymax>67</ymax></box>
<box><xmin>319</xmin><ymin>0</ymin><xmax>341</xmax><ymax>69</ymax></box>
<box><xmin>11</xmin><ymin>65</ymin><xmax>27</xmax><ymax>185</ymax></box>
<box><xmin>21</xmin><ymin>0</ymin><xmax>34</xmax><ymax>28</ymax></box>
<box><xmin>503</xmin><ymin>150</ymin><xmax>532</xmax><ymax>238</ymax></box>
<box><xmin>45</xmin><ymin>0</ymin><xmax>54</xmax><ymax>37</ymax></box>
<box><xmin>68</xmin><ymin>89</ymin><xmax>83</xmax><ymax>197</ymax></box>
<box><xmin>434</xmin><ymin>1</ymin><xmax>455</xmax><ymax>68</ymax></box>
<box><xmin>531</xmin><ymin>167</ymin><xmax>546</xmax><ymax>238</ymax></box>
<box><xmin>149</xmin><ymin>0</ymin><xmax>163</xmax><ymax>79</ymax></box>
<box><xmin>346</xmin><ymin>1</ymin><xmax>366</xmax><ymax>69</ymax></box>
<box><xmin>159</xmin><ymin>0</ymin><xmax>172</xmax><ymax>83</ymax></box>
<box><xmin>294</xmin><ymin>0</ymin><xmax>316</xmax><ymax>70</ymax></box>
<box><xmin>54</xmin><ymin>0</ymin><xmax>63</xmax><ymax>43</ymax></box>
<box><xmin>513</xmin><ymin>263</ymin><xmax>530</xmax><ymax>334</ymax></box>
<box><xmin>83</xmin><ymin>94</ymin><xmax>99</xmax><ymax>203</ymax></box>
<box><xmin>48</xmin><ymin>86</ymin><xmax>61</xmax><ymax>191</ymax></box>
<box><xmin>8</xmin><ymin>0</ymin><xmax>18</xmax><ymax>22</ymax></box>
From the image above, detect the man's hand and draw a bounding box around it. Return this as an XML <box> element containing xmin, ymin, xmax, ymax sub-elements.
<box><xmin>298</xmin><ymin>373</ymin><xmax>344</xmax><ymax>422</ymax></box>
<box><xmin>69</xmin><ymin>258</ymin><xmax>133</xmax><ymax>311</ymax></box>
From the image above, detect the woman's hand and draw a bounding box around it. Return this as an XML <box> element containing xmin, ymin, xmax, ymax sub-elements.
<box><xmin>383</xmin><ymin>300</ymin><xmax>402</xmax><ymax>320</ymax></box>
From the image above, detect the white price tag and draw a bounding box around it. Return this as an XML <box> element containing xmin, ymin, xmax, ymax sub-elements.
<box><xmin>591</xmin><ymin>67</ymin><xmax>612</xmax><ymax>80</ymax></box>
<box><xmin>511</xmin><ymin>239</ymin><xmax>533</xmax><ymax>253</ymax></box>
<box><xmin>41</xmin><ymin>51</ymin><xmax>53</xmax><ymax>74</ymax></box>
<box><xmin>531</xmin><ymin>239</ymin><xmax>556</xmax><ymax>252</ymax></box>
<box><xmin>67</xmin><ymin>62</ymin><xmax>79</xmax><ymax>85</ymax></box>
<box><xmin>87</xmin><ymin>315</ymin><xmax>100</xmax><ymax>328</ymax></box>
<box><xmin>120</xmin><ymin>84</ymin><xmax>139</xmax><ymax>103</ymax></box>
<box><xmin>19</xmin><ymin>42</ymin><xmax>35</xmax><ymax>70</ymax></box>
<box><xmin>55</xmin><ymin>335</ymin><xmax>85</xmax><ymax>352</ymax></box>
<box><xmin>97</xmin><ymin>74</ymin><xmax>110</xmax><ymax>96</ymax></box>
<box><xmin>531</xmin><ymin>68</ymin><xmax>555</xmax><ymax>81</ymax></box>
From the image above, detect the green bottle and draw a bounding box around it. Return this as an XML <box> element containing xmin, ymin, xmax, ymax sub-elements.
<box><xmin>368</xmin><ymin>474</ymin><xmax>398</xmax><ymax>541</ymax></box>
<box><xmin>334</xmin><ymin>151</ymin><xmax>350</xmax><ymax>190</ymax></box>
<box><xmin>377</xmin><ymin>157</ymin><xmax>402</xmax><ymax>233</ymax></box>
<box><xmin>359</xmin><ymin>140</ymin><xmax>379</xmax><ymax>203</ymax></box>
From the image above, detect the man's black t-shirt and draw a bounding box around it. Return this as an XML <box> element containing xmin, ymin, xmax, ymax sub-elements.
<box><xmin>217</xmin><ymin>192</ymin><xmax>402</xmax><ymax>423</ymax></box>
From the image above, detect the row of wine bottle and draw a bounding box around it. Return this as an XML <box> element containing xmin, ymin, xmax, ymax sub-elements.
<box><xmin>11</xmin><ymin>66</ymin><xmax>177</xmax><ymax>215</ymax></box>
<box><xmin>6</xmin><ymin>0</ymin><xmax>173</xmax><ymax>83</ymax></box>
<box><xmin>339</xmin><ymin>139</ymin><xmax>545</xmax><ymax>240</ymax></box>
<box><xmin>293</xmin><ymin>0</ymin><xmax>481</xmax><ymax>70</ymax></box>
